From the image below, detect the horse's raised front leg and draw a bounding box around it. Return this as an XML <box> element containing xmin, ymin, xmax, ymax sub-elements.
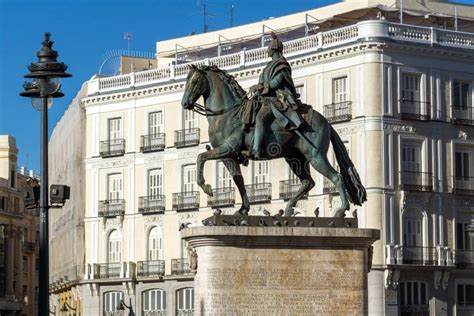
<box><xmin>222</xmin><ymin>159</ymin><xmax>250</xmax><ymax>215</ymax></box>
<box><xmin>197</xmin><ymin>144</ymin><xmax>234</xmax><ymax>196</ymax></box>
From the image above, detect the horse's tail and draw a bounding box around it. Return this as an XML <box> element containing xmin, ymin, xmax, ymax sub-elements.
<box><xmin>329</xmin><ymin>125</ymin><xmax>367</xmax><ymax>206</ymax></box>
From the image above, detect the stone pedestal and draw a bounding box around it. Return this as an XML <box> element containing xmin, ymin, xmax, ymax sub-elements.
<box><xmin>182</xmin><ymin>226</ymin><xmax>380</xmax><ymax>316</ymax></box>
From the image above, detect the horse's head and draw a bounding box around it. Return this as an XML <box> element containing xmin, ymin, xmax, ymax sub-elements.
<box><xmin>181</xmin><ymin>64</ymin><xmax>209</xmax><ymax>110</ymax></box>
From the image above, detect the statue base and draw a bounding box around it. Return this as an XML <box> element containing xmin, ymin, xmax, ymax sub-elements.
<box><xmin>182</xmin><ymin>226</ymin><xmax>380</xmax><ymax>315</ymax></box>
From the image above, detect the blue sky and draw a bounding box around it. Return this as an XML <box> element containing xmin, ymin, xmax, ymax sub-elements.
<box><xmin>0</xmin><ymin>0</ymin><xmax>472</xmax><ymax>172</ymax></box>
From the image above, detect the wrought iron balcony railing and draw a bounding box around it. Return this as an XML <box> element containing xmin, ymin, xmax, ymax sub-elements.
<box><xmin>398</xmin><ymin>100</ymin><xmax>431</xmax><ymax>121</ymax></box>
<box><xmin>177</xmin><ymin>310</ymin><xmax>194</xmax><ymax>316</ymax></box>
<box><xmin>399</xmin><ymin>171</ymin><xmax>433</xmax><ymax>192</ymax></box>
<box><xmin>138</xmin><ymin>195</ymin><xmax>165</xmax><ymax>214</ymax></box>
<box><xmin>174</xmin><ymin>128</ymin><xmax>200</xmax><ymax>148</ymax></box>
<box><xmin>323</xmin><ymin>177</ymin><xmax>337</xmax><ymax>194</ymax></box>
<box><xmin>451</xmin><ymin>106</ymin><xmax>474</xmax><ymax>126</ymax></box>
<box><xmin>245</xmin><ymin>183</ymin><xmax>271</xmax><ymax>204</ymax></box>
<box><xmin>453</xmin><ymin>177</ymin><xmax>474</xmax><ymax>195</ymax></box>
<box><xmin>454</xmin><ymin>249</ymin><xmax>474</xmax><ymax>269</ymax></box>
<box><xmin>400</xmin><ymin>246</ymin><xmax>437</xmax><ymax>265</ymax></box>
<box><xmin>98</xmin><ymin>199</ymin><xmax>126</xmax><ymax>217</ymax></box>
<box><xmin>140</xmin><ymin>134</ymin><xmax>166</xmax><ymax>152</ymax></box>
<box><xmin>172</xmin><ymin>191</ymin><xmax>199</xmax><ymax>211</ymax></box>
<box><xmin>323</xmin><ymin>101</ymin><xmax>352</xmax><ymax>123</ymax></box>
<box><xmin>171</xmin><ymin>258</ymin><xmax>190</xmax><ymax>275</ymax></box>
<box><xmin>400</xmin><ymin>305</ymin><xmax>429</xmax><ymax>314</ymax></box>
<box><xmin>279</xmin><ymin>179</ymin><xmax>308</xmax><ymax>200</ymax></box>
<box><xmin>137</xmin><ymin>260</ymin><xmax>165</xmax><ymax>277</ymax></box>
<box><xmin>22</xmin><ymin>241</ymin><xmax>35</xmax><ymax>252</ymax></box>
<box><xmin>93</xmin><ymin>262</ymin><xmax>121</xmax><ymax>279</ymax></box>
<box><xmin>207</xmin><ymin>187</ymin><xmax>235</xmax><ymax>208</ymax></box>
<box><xmin>100</xmin><ymin>139</ymin><xmax>126</xmax><ymax>158</ymax></box>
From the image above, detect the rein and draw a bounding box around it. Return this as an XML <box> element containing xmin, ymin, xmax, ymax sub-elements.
<box><xmin>192</xmin><ymin>100</ymin><xmax>243</xmax><ymax>117</ymax></box>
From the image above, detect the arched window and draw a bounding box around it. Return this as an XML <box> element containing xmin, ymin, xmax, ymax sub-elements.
<box><xmin>103</xmin><ymin>291</ymin><xmax>123</xmax><ymax>316</ymax></box>
<box><xmin>399</xmin><ymin>281</ymin><xmax>429</xmax><ymax>316</ymax></box>
<box><xmin>148</xmin><ymin>226</ymin><xmax>163</xmax><ymax>261</ymax></box>
<box><xmin>107</xmin><ymin>230</ymin><xmax>121</xmax><ymax>263</ymax></box>
<box><xmin>176</xmin><ymin>287</ymin><xmax>194</xmax><ymax>315</ymax></box>
<box><xmin>142</xmin><ymin>289</ymin><xmax>166</xmax><ymax>315</ymax></box>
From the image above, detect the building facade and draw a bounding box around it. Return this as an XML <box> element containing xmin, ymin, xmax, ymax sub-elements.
<box><xmin>0</xmin><ymin>135</ymin><xmax>40</xmax><ymax>316</ymax></box>
<box><xmin>49</xmin><ymin>0</ymin><xmax>474</xmax><ymax>315</ymax></box>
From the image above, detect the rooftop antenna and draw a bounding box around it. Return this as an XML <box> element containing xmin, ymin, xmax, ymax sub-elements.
<box><xmin>229</xmin><ymin>4</ymin><xmax>234</xmax><ymax>27</ymax></box>
<box><xmin>400</xmin><ymin>0</ymin><xmax>404</xmax><ymax>24</ymax></box>
<box><xmin>454</xmin><ymin>6</ymin><xmax>458</xmax><ymax>31</ymax></box>
<box><xmin>124</xmin><ymin>32</ymin><xmax>133</xmax><ymax>54</ymax></box>
<box><xmin>196</xmin><ymin>1</ymin><xmax>216</xmax><ymax>33</ymax></box>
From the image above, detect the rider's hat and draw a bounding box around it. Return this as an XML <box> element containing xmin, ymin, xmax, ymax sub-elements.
<box><xmin>268</xmin><ymin>33</ymin><xmax>283</xmax><ymax>53</ymax></box>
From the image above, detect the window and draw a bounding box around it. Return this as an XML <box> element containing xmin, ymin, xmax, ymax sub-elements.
<box><xmin>253</xmin><ymin>161</ymin><xmax>270</xmax><ymax>184</ymax></box>
<box><xmin>148</xmin><ymin>226</ymin><xmax>163</xmax><ymax>261</ymax></box>
<box><xmin>400</xmin><ymin>281</ymin><xmax>428</xmax><ymax>315</ymax></box>
<box><xmin>10</xmin><ymin>170</ymin><xmax>15</xmax><ymax>188</ymax></box>
<box><xmin>402</xmin><ymin>145</ymin><xmax>421</xmax><ymax>173</ymax></box>
<box><xmin>333</xmin><ymin>77</ymin><xmax>348</xmax><ymax>104</ymax></box>
<box><xmin>108</xmin><ymin>118</ymin><xmax>122</xmax><ymax>140</ymax></box>
<box><xmin>457</xmin><ymin>283</ymin><xmax>474</xmax><ymax>308</ymax></box>
<box><xmin>402</xmin><ymin>74</ymin><xmax>421</xmax><ymax>102</ymax></box>
<box><xmin>453</xmin><ymin>81</ymin><xmax>471</xmax><ymax>109</ymax></box>
<box><xmin>22</xmin><ymin>256</ymin><xmax>28</xmax><ymax>273</ymax></box>
<box><xmin>143</xmin><ymin>289</ymin><xmax>166</xmax><ymax>314</ymax></box>
<box><xmin>403</xmin><ymin>216</ymin><xmax>422</xmax><ymax>247</ymax></box>
<box><xmin>216</xmin><ymin>161</ymin><xmax>232</xmax><ymax>189</ymax></box>
<box><xmin>183</xmin><ymin>109</ymin><xmax>198</xmax><ymax>130</ymax></box>
<box><xmin>456</xmin><ymin>151</ymin><xmax>471</xmax><ymax>180</ymax></box>
<box><xmin>295</xmin><ymin>84</ymin><xmax>305</xmax><ymax>103</ymax></box>
<box><xmin>103</xmin><ymin>291</ymin><xmax>123</xmax><ymax>315</ymax></box>
<box><xmin>107</xmin><ymin>230</ymin><xmax>121</xmax><ymax>263</ymax></box>
<box><xmin>176</xmin><ymin>288</ymin><xmax>194</xmax><ymax>314</ymax></box>
<box><xmin>0</xmin><ymin>197</ymin><xmax>8</xmax><ymax>211</ymax></box>
<box><xmin>108</xmin><ymin>174</ymin><xmax>122</xmax><ymax>201</ymax></box>
<box><xmin>182</xmin><ymin>165</ymin><xmax>196</xmax><ymax>192</ymax></box>
<box><xmin>149</xmin><ymin>111</ymin><xmax>163</xmax><ymax>135</ymax></box>
<box><xmin>148</xmin><ymin>169</ymin><xmax>163</xmax><ymax>198</ymax></box>
<box><xmin>457</xmin><ymin>222</ymin><xmax>473</xmax><ymax>250</ymax></box>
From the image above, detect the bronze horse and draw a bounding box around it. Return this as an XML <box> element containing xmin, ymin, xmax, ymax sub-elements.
<box><xmin>181</xmin><ymin>64</ymin><xmax>366</xmax><ymax>217</ymax></box>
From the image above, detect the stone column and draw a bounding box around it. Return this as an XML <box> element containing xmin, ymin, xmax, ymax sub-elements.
<box><xmin>183</xmin><ymin>226</ymin><xmax>380</xmax><ymax>315</ymax></box>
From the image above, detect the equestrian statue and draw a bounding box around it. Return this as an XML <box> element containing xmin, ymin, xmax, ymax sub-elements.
<box><xmin>181</xmin><ymin>34</ymin><xmax>366</xmax><ymax>217</ymax></box>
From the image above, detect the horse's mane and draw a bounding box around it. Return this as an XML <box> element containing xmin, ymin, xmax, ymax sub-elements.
<box><xmin>199</xmin><ymin>65</ymin><xmax>247</xmax><ymax>100</ymax></box>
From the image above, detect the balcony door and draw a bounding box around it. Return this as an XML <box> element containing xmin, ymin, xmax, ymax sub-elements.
<box><xmin>402</xmin><ymin>146</ymin><xmax>421</xmax><ymax>173</ymax></box>
<box><xmin>108</xmin><ymin>174</ymin><xmax>122</xmax><ymax>201</ymax></box>
<box><xmin>148</xmin><ymin>111</ymin><xmax>163</xmax><ymax>136</ymax></box>
<box><xmin>333</xmin><ymin>76</ymin><xmax>348</xmax><ymax>104</ymax></box>
<box><xmin>217</xmin><ymin>161</ymin><xmax>232</xmax><ymax>189</ymax></box>
<box><xmin>107</xmin><ymin>230</ymin><xmax>121</xmax><ymax>264</ymax></box>
<box><xmin>253</xmin><ymin>161</ymin><xmax>270</xmax><ymax>184</ymax></box>
<box><xmin>453</xmin><ymin>80</ymin><xmax>471</xmax><ymax>109</ymax></box>
<box><xmin>183</xmin><ymin>109</ymin><xmax>198</xmax><ymax>130</ymax></box>
<box><xmin>182</xmin><ymin>165</ymin><xmax>196</xmax><ymax>193</ymax></box>
<box><xmin>148</xmin><ymin>169</ymin><xmax>163</xmax><ymax>199</ymax></box>
<box><xmin>148</xmin><ymin>226</ymin><xmax>163</xmax><ymax>261</ymax></box>
<box><xmin>108</xmin><ymin>117</ymin><xmax>122</xmax><ymax>140</ymax></box>
<box><xmin>403</xmin><ymin>219</ymin><xmax>422</xmax><ymax>248</ymax></box>
<box><xmin>455</xmin><ymin>151</ymin><xmax>471</xmax><ymax>180</ymax></box>
<box><xmin>402</xmin><ymin>74</ymin><xmax>421</xmax><ymax>103</ymax></box>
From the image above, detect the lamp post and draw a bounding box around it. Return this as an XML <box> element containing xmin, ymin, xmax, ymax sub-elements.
<box><xmin>118</xmin><ymin>298</ymin><xmax>135</xmax><ymax>316</ymax></box>
<box><xmin>20</xmin><ymin>32</ymin><xmax>71</xmax><ymax>316</ymax></box>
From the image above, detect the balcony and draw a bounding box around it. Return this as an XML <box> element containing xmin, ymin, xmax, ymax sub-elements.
<box><xmin>279</xmin><ymin>179</ymin><xmax>308</xmax><ymax>200</ymax></box>
<box><xmin>21</xmin><ymin>241</ymin><xmax>35</xmax><ymax>252</ymax></box>
<box><xmin>399</xmin><ymin>100</ymin><xmax>431</xmax><ymax>121</ymax></box>
<box><xmin>140</xmin><ymin>133</ymin><xmax>166</xmax><ymax>152</ymax></box>
<box><xmin>174</xmin><ymin>128</ymin><xmax>200</xmax><ymax>148</ymax></box>
<box><xmin>399</xmin><ymin>171</ymin><xmax>433</xmax><ymax>192</ymax></box>
<box><xmin>100</xmin><ymin>139</ymin><xmax>125</xmax><ymax>158</ymax></box>
<box><xmin>451</xmin><ymin>106</ymin><xmax>474</xmax><ymax>126</ymax></box>
<box><xmin>171</xmin><ymin>258</ymin><xmax>190</xmax><ymax>275</ymax></box>
<box><xmin>98</xmin><ymin>199</ymin><xmax>126</xmax><ymax>217</ymax></box>
<box><xmin>323</xmin><ymin>177</ymin><xmax>337</xmax><ymax>194</ymax></box>
<box><xmin>246</xmin><ymin>183</ymin><xmax>271</xmax><ymax>204</ymax></box>
<box><xmin>207</xmin><ymin>187</ymin><xmax>235</xmax><ymax>208</ymax></box>
<box><xmin>93</xmin><ymin>263</ymin><xmax>121</xmax><ymax>279</ymax></box>
<box><xmin>400</xmin><ymin>305</ymin><xmax>429</xmax><ymax>314</ymax></box>
<box><xmin>454</xmin><ymin>249</ymin><xmax>474</xmax><ymax>269</ymax></box>
<box><xmin>172</xmin><ymin>192</ymin><xmax>199</xmax><ymax>211</ymax></box>
<box><xmin>323</xmin><ymin>101</ymin><xmax>352</xmax><ymax>123</ymax></box>
<box><xmin>399</xmin><ymin>246</ymin><xmax>437</xmax><ymax>265</ymax></box>
<box><xmin>453</xmin><ymin>177</ymin><xmax>474</xmax><ymax>195</ymax></box>
<box><xmin>137</xmin><ymin>260</ymin><xmax>165</xmax><ymax>277</ymax></box>
<box><xmin>138</xmin><ymin>195</ymin><xmax>165</xmax><ymax>214</ymax></box>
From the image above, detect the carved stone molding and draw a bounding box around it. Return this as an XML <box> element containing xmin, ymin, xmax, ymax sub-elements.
<box><xmin>90</xmin><ymin>157</ymin><xmax>135</xmax><ymax>170</ymax></box>
<box><xmin>459</xmin><ymin>130</ymin><xmax>468</xmax><ymax>140</ymax></box>
<box><xmin>434</xmin><ymin>270</ymin><xmax>450</xmax><ymax>291</ymax></box>
<box><xmin>335</xmin><ymin>125</ymin><xmax>364</xmax><ymax>135</ymax></box>
<box><xmin>384</xmin><ymin>269</ymin><xmax>400</xmax><ymax>289</ymax></box>
<box><xmin>102</xmin><ymin>216</ymin><xmax>123</xmax><ymax>230</ymax></box>
<box><xmin>383</xmin><ymin>123</ymin><xmax>416</xmax><ymax>133</ymax></box>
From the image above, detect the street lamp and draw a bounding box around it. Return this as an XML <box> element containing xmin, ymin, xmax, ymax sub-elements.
<box><xmin>20</xmin><ymin>32</ymin><xmax>71</xmax><ymax>316</ymax></box>
<box><xmin>60</xmin><ymin>302</ymin><xmax>77</xmax><ymax>315</ymax></box>
<box><xmin>117</xmin><ymin>298</ymin><xmax>135</xmax><ymax>316</ymax></box>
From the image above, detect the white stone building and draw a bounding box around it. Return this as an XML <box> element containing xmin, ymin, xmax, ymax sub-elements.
<box><xmin>49</xmin><ymin>0</ymin><xmax>474</xmax><ymax>315</ymax></box>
